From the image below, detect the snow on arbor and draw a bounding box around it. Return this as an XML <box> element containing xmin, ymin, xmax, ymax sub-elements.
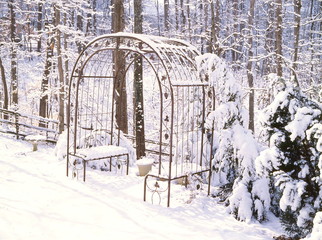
<box><xmin>66</xmin><ymin>33</ymin><xmax>215</xmax><ymax>207</ymax></box>
<box><xmin>197</xmin><ymin>53</ymin><xmax>270</xmax><ymax>222</ymax></box>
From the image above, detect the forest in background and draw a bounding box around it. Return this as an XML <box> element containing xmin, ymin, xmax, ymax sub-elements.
<box><xmin>1</xmin><ymin>1</ymin><xmax>322</xmax><ymax>239</ymax></box>
<box><xmin>0</xmin><ymin>0</ymin><xmax>321</xmax><ymax>131</ymax></box>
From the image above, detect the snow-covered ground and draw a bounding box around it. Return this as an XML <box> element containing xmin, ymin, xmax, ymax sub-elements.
<box><xmin>0</xmin><ymin>134</ymin><xmax>284</xmax><ymax>240</ymax></box>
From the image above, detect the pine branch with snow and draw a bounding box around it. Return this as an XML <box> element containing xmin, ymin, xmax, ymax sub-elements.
<box><xmin>255</xmin><ymin>74</ymin><xmax>322</xmax><ymax>238</ymax></box>
<box><xmin>198</xmin><ymin>53</ymin><xmax>270</xmax><ymax>222</ymax></box>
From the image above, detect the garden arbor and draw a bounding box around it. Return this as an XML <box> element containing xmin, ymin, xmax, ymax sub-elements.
<box><xmin>67</xmin><ymin>33</ymin><xmax>215</xmax><ymax>206</ymax></box>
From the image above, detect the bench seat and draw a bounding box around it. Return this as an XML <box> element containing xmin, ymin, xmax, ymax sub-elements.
<box><xmin>70</xmin><ymin>145</ymin><xmax>129</xmax><ymax>181</ymax></box>
<box><xmin>25</xmin><ymin>134</ymin><xmax>47</xmax><ymax>151</ymax></box>
<box><xmin>76</xmin><ymin>145</ymin><xmax>128</xmax><ymax>160</ymax></box>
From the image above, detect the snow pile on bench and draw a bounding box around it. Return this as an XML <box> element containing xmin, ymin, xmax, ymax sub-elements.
<box><xmin>25</xmin><ymin>135</ymin><xmax>47</xmax><ymax>151</ymax></box>
<box><xmin>76</xmin><ymin>145</ymin><xmax>128</xmax><ymax>159</ymax></box>
<box><xmin>25</xmin><ymin>135</ymin><xmax>47</xmax><ymax>142</ymax></box>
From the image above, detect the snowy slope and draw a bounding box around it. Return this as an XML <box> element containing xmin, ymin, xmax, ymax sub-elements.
<box><xmin>0</xmin><ymin>134</ymin><xmax>283</xmax><ymax>240</ymax></box>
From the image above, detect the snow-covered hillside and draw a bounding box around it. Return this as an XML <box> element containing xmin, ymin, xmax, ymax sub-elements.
<box><xmin>0</xmin><ymin>133</ymin><xmax>284</xmax><ymax>240</ymax></box>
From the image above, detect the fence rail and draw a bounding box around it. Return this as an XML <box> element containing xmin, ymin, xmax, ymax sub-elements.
<box><xmin>0</xmin><ymin>108</ymin><xmax>59</xmax><ymax>143</ymax></box>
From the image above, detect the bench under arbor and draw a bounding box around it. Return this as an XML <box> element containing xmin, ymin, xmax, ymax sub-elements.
<box><xmin>66</xmin><ymin>33</ymin><xmax>215</xmax><ymax>206</ymax></box>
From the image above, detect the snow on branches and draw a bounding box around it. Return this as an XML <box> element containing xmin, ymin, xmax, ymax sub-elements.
<box><xmin>256</xmin><ymin>74</ymin><xmax>322</xmax><ymax>238</ymax></box>
<box><xmin>197</xmin><ymin>53</ymin><xmax>270</xmax><ymax>222</ymax></box>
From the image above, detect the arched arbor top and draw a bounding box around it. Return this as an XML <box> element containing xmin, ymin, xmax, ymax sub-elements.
<box><xmin>71</xmin><ymin>32</ymin><xmax>203</xmax><ymax>87</ymax></box>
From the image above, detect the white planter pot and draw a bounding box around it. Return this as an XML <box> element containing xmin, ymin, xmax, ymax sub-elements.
<box><xmin>137</xmin><ymin>163</ymin><xmax>153</xmax><ymax>176</ymax></box>
<box><xmin>136</xmin><ymin>158</ymin><xmax>154</xmax><ymax>176</ymax></box>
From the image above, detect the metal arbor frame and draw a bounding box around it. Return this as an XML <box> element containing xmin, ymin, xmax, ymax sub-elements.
<box><xmin>66</xmin><ymin>33</ymin><xmax>214</xmax><ymax>206</ymax></box>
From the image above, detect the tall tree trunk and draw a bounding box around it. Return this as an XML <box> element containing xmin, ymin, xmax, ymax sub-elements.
<box><xmin>9</xmin><ymin>0</ymin><xmax>18</xmax><ymax>106</ymax></box>
<box><xmin>0</xmin><ymin>57</ymin><xmax>9</xmax><ymax>110</ymax></box>
<box><xmin>175</xmin><ymin>0</ymin><xmax>179</xmax><ymax>31</ymax></box>
<box><xmin>76</xmin><ymin>7</ymin><xmax>83</xmax><ymax>53</ymax></box>
<box><xmin>63</xmin><ymin>12</ymin><xmax>69</xmax><ymax>128</ymax></box>
<box><xmin>210</xmin><ymin>0</ymin><xmax>221</xmax><ymax>55</ymax></box>
<box><xmin>111</xmin><ymin>0</ymin><xmax>128</xmax><ymax>134</ymax></box>
<box><xmin>308</xmin><ymin>0</ymin><xmax>314</xmax><ymax>85</ymax></box>
<box><xmin>55</xmin><ymin>5</ymin><xmax>65</xmax><ymax>133</ymax></box>
<box><xmin>63</xmin><ymin>12</ymin><xmax>69</xmax><ymax>86</ymax></box>
<box><xmin>263</xmin><ymin>0</ymin><xmax>275</xmax><ymax>75</ymax></box>
<box><xmin>156</xmin><ymin>0</ymin><xmax>161</xmax><ymax>35</ymax></box>
<box><xmin>180</xmin><ymin>0</ymin><xmax>186</xmax><ymax>33</ymax></box>
<box><xmin>292</xmin><ymin>0</ymin><xmax>301</xmax><ymax>86</ymax></box>
<box><xmin>275</xmin><ymin>0</ymin><xmax>283</xmax><ymax>77</ymax></box>
<box><xmin>39</xmin><ymin>33</ymin><xmax>54</xmax><ymax>121</ymax></box>
<box><xmin>86</xmin><ymin>0</ymin><xmax>92</xmax><ymax>36</ymax></box>
<box><xmin>247</xmin><ymin>0</ymin><xmax>256</xmax><ymax>132</ymax></box>
<box><xmin>186</xmin><ymin>0</ymin><xmax>191</xmax><ymax>41</ymax></box>
<box><xmin>232</xmin><ymin>0</ymin><xmax>239</xmax><ymax>62</ymax></box>
<box><xmin>92</xmin><ymin>0</ymin><xmax>97</xmax><ymax>35</ymax></box>
<box><xmin>164</xmin><ymin>0</ymin><xmax>170</xmax><ymax>34</ymax></box>
<box><xmin>37</xmin><ymin>3</ymin><xmax>43</xmax><ymax>53</ymax></box>
<box><xmin>134</xmin><ymin>0</ymin><xmax>145</xmax><ymax>159</ymax></box>
<box><xmin>203</xmin><ymin>1</ymin><xmax>210</xmax><ymax>53</ymax></box>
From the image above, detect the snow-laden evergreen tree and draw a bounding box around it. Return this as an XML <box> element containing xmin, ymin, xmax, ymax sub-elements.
<box><xmin>197</xmin><ymin>53</ymin><xmax>270</xmax><ymax>222</ymax></box>
<box><xmin>255</xmin><ymin>74</ymin><xmax>322</xmax><ymax>238</ymax></box>
<box><xmin>304</xmin><ymin>212</ymin><xmax>322</xmax><ymax>240</ymax></box>
<box><xmin>304</xmin><ymin>120</ymin><xmax>322</xmax><ymax>240</ymax></box>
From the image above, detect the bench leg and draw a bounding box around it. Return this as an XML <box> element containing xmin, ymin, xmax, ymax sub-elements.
<box><xmin>32</xmin><ymin>143</ymin><xmax>38</xmax><ymax>151</ymax></box>
<box><xmin>126</xmin><ymin>154</ymin><xmax>129</xmax><ymax>175</ymax></box>
<box><xmin>83</xmin><ymin>160</ymin><xmax>86</xmax><ymax>182</ymax></box>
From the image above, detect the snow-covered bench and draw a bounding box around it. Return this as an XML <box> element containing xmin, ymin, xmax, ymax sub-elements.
<box><xmin>69</xmin><ymin>145</ymin><xmax>129</xmax><ymax>181</ymax></box>
<box><xmin>25</xmin><ymin>135</ymin><xmax>47</xmax><ymax>151</ymax></box>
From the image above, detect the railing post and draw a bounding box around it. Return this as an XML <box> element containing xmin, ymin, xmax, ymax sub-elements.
<box><xmin>15</xmin><ymin>111</ymin><xmax>19</xmax><ymax>139</ymax></box>
<box><xmin>143</xmin><ymin>175</ymin><xmax>148</xmax><ymax>202</ymax></box>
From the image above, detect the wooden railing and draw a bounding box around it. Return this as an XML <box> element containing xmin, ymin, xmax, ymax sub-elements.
<box><xmin>0</xmin><ymin>108</ymin><xmax>59</xmax><ymax>142</ymax></box>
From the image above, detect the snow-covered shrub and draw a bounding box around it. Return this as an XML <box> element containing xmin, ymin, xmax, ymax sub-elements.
<box><xmin>255</xmin><ymin>74</ymin><xmax>322</xmax><ymax>238</ymax></box>
<box><xmin>54</xmin><ymin>130</ymin><xmax>68</xmax><ymax>161</ymax></box>
<box><xmin>197</xmin><ymin>53</ymin><xmax>270</xmax><ymax>222</ymax></box>
<box><xmin>304</xmin><ymin>123</ymin><xmax>322</xmax><ymax>240</ymax></box>
<box><xmin>305</xmin><ymin>212</ymin><xmax>322</xmax><ymax>240</ymax></box>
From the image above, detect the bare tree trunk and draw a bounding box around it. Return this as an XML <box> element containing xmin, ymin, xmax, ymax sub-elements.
<box><xmin>180</xmin><ymin>0</ymin><xmax>186</xmax><ymax>33</ymax></box>
<box><xmin>186</xmin><ymin>0</ymin><xmax>191</xmax><ymax>41</ymax></box>
<box><xmin>55</xmin><ymin>5</ymin><xmax>65</xmax><ymax>133</ymax></box>
<box><xmin>275</xmin><ymin>0</ymin><xmax>283</xmax><ymax>77</ymax></box>
<box><xmin>175</xmin><ymin>0</ymin><xmax>179</xmax><ymax>31</ymax></box>
<box><xmin>292</xmin><ymin>0</ymin><xmax>301</xmax><ymax>86</ymax></box>
<box><xmin>111</xmin><ymin>0</ymin><xmax>128</xmax><ymax>134</ymax></box>
<box><xmin>134</xmin><ymin>0</ymin><xmax>145</xmax><ymax>159</ymax></box>
<box><xmin>208</xmin><ymin>0</ymin><xmax>215</xmax><ymax>53</ymax></box>
<box><xmin>203</xmin><ymin>1</ymin><xmax>210</xmax><ymax>53</ymax></box>
<box><xmin>247</xmin><ymin>0</ymin><xmax>256</xmax><ymax>132</ymax></box>
<box><xmin>164</xmin><ymin>0</ymin><xmax>170</xmax><ymax>34</ymax></box>
<box><xmin>0</xmin><ymin>57</ymin><xmax>9</xmax><ymax>110</ymax></box>
<box><xmin>9</xmin><ymin>0</ymin><xmax>18</xmax><ymax>106</ymax></box>
<box><xmin>37</xmin><ymin>3</ymin><xmax>43</xmax><ymax>53</ymax></box>
<box><xmin>156</xmin><ymin>0</ymin><xmax>161</xmax><ymax>35</ymax></box>
<box><xmin>39</xmin><ymin>33</ymin><xmax>54</xmax><ymax>121</ymax></box>
<box><xmin>63</xmin><ymin>12</ymin><xmax>69</xmax><ymax>86</ymax></box>
<box><xmin>76</xmin><ymin>6</ymin><xmax>83</xmax><ymax>53</ymax></box>
<box><xmin>232</xmin><ymin>0</ymin><xmax>239</xmax><ymax>62</ymax></box>
<box><xmin>263</xmin><ymin>0</ymin><xmax>275</xmax><ymax>75</ymax></box>
<box><xmin>210</xmin><ymin>0</ymin><xmax>221</xmax><ymax>55</ymax></box>
<box><xmin>93</xmin><ymin>0</ymin><xmax>97</xmax><ymax>35</ymax></box>
<box><xmin>309</xmin><ymin>0</ymin><xmax>314</xmax><ymax>84</ymax></box>
<box><xmin>86</xmin><ymin>0</ymin><xmax>92</xmax><ymax>36</ymax></box>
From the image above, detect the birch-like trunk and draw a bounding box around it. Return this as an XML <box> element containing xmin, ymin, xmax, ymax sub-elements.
<box><xmin>247</xmin><ymin>0</ymin><xmax>256</xmax><ymax>132</ymax></box>
<box><xmin>111</xmin><ymin>0</ymin><xmax>128</xmax><ymax>134</ymax></box>
<box><xmin>55</xmin><ymin>5</ymin><xmax>65</xmax><ymax>133</ymax></box>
